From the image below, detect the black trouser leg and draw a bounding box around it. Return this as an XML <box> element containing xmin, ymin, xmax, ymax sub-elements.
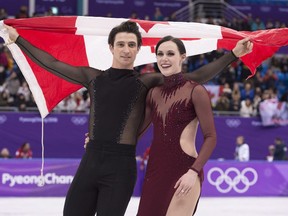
<box><xmin>63</xmin><ymin>144</ymin><xmax>136</xmax><ymax>216</ymax></box>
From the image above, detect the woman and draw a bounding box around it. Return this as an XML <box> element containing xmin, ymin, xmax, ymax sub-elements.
<box><xmin>137</xmin><ymin>36</ymin><xmax>252</xmax><ymax>216</ymax></box>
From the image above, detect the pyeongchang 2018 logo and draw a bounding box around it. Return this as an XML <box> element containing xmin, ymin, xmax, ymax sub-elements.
<box><xmin>207</xmin><ymin>167</ymin><xmax>258</xmax><ymax>193</ymax></box>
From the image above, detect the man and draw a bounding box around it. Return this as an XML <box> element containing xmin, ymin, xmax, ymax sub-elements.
<box><xmin>5</xmin><ymin>21</ymin><xmax>252</xmax><ymax>215</ymax></box>
<box><xmin>273</xmin><ymin>137</ymin><xmax>287</xmax><ymax>160</ymax></box>
<box><xmin>234</xmin><ymin>135</ymin><xmax>250</xmax><ymax>161</ymax></box>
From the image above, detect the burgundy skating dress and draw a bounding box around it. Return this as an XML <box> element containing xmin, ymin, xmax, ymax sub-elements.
<box><xmin>137</xmin><ymin>72</ymin><xmax>217</xmax><ymax>216</ymax></box>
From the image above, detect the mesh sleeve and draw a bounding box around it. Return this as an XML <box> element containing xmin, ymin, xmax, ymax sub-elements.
<box><xmin>190</xmin><ymin>85</ymin><xmax>217</xmax><ymax>172</ymax></box>
<box><xmin>138</xmin><ymin>88</ymin><xmax>153</xmax><ymax>139</ymax></box>
<box><xmin>184</xmin><ymin>51</ymin><xmax>238</xmax><ymax>84</ymax></box>
<box><xmin>15</xmin><ymin>36</ymin><xmax>101</xmax><ymax>86</ymax></box>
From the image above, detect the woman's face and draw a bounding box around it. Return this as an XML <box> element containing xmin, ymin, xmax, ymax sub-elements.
<box><xmin>156</xmin><ymin>41</ymin><xmax>186</xmax><ymax>76</ymax></box>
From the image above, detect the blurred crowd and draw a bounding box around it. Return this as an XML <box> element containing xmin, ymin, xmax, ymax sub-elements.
<box><xmin>0</xmin><ymin>141</ymin><xmax>32</xmax><ymax>159</ymax></box>
<box><xmin>0</xmin><ymin>6</ymin><xmax>288</xmax><ymax>117</ymax></box>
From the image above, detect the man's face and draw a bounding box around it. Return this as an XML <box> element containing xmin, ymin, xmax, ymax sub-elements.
<box><xmin>110</xmin><ymin>32</ymin><xmax>139</xmax><ymax>69</ymax></box>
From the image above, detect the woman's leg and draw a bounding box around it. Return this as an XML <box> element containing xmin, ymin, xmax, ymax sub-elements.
<box><xmin>166</xmin><ymin>176</ymin><xmax>201</xmax><ymax>216</ymax></box>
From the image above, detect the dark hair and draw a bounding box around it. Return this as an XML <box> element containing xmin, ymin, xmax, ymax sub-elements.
<box><xmin>155</xmin><ymin>35</ymin><xmax>186</xmax><ymax>55</ymax></box>
<box><xmin>108</xmin><ymin>21</ymin><xmax>142</xmax><ymax>48</ymax></box>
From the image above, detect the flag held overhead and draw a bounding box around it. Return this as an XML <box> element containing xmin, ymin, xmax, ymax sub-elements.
<box><xmin>0</xmin><ymin>16</ymin><xmax>287</xmax><ymax>118</ymax></box>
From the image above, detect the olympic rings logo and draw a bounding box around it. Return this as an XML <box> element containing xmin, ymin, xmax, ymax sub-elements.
<box><xmin>0</xmin><ymin>115</ymin><xmax>7</xmax><ymax>124</ymax></box>
<box><xmin>207</xmin><ymin>167</ymin><xmax>258</xmax><ymax>193</ymax></box>
<box><xmin>71</xmin><ymin>116</ymin><xmax>87</xmax><ymax>125</ymax></box>
<box><xmin>225</xmin><ymin>119</ymin><xmax>241</xmax><ymax>128</ymax></box>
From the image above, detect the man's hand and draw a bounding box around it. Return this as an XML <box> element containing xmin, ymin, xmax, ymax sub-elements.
<box><xmin>4</xmin><ymin>24</ymin><xmax>19</xmax><ymax>43</ymax></box>
<box><xmin>232</xmin><ymin>37</ymin><xmax>253</xmax><ymax>58</ymax></box>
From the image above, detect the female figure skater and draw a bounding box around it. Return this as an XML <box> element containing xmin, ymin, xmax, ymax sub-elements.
<box><xmin>137</xmin><ymin>36</ymin><xmax>252</xmax><ymax>215</ymax></box>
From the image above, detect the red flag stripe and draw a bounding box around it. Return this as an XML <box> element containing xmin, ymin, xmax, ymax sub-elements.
<box><xmin>1</xmin><ymin>16</ymin><xmax>288</xmax><ymax>117</ymax></box>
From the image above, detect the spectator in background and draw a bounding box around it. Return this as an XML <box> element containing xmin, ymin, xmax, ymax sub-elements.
<box><xmin>250</xmin><ymin>17</ymin><xmax>265</xmax><ymax>31</ymax></box>
<box><xmin>215</xmin><ymin>93</ymin><xmax>230</xmax><ymax>111</ymax></box>
<box><xmin>14</xmin><ymin>93</ymin><xmax>27</xmax><ymax>110</ymax></box>
<box><xmin>17</xmin><ymin>81</ymin><xmax>31</xmax><ymax>102</ymax></box>
<box><xmin>273</xmin><ymin>137</ymin><xmax>287</xmax><ymax>161</ymax></box>
<box><xmin>0</xmin><ymin>43</ymin><xmax>8</xmax><ymax>85</ymax></box>
<box><xmin>26</xmin><ymin>93</ymin><xmax>37</xmax><ymax>108</ymax></box>
<box><xmin>234</xmin><ymin>135</ymin><xmax>250</xmax><ymax>161</ymax></box>
<box><xmin>194</xmin><ymin>54</ymin><xmax>209</xmax><ymax>70</ymax></box>
<box><xmin>73</xmin><ymin>90</ymin><xmax>89</xmax><ymax>112</ymax></box>
<box><xmin>6</xmin><ymin>70</ymin><xmax>21</xmax><ymax>100</ymax></box>
<box><xmin>266</xmin><ymin>145</ymin><xmax>275</xmax><ymax>162</ymax></box>
<box><xmin>0</xmin><ymin>91</ymin><xmax>9</xmax><ymax>107</ymax></box>
<box><xmin>55</xmin><ymin>95</ymin><xmax>77</xmax><ymax>112</ymax></box>
<box><xmin>240</xmin><ymin>98</ymin><xmax>256</xmax><ymax>117</ymax></box>
<box><xmin>252</xmin><ymin>86</ymin><xmax>262</xmax><ymax>115</ymax></box>
<box><xmin>15</xmin><ymin>5</ymin><xmax>29</xmax><ymax>19</ymax></box>
<box><xmin>230</xmin><ymin>97</ymin><xmax>241</xmax><ymax>112</ymax></box>
<box><xmin>251</xmin><ymin>71</ymin><xmax>264</xmax><ymax>89</ymax></box>
<box><xmin>263</xmin><ymin>67</ymin><xmax>278</xmax><ymax>90</ymax></box>
<box><xmin>230</xmin><ymin>82</ymin><xmax>241</xmax><ymax>111</ymax></box>
<box><xmin>222</xmin><ymin>82</ymin><xmax>232</xmax><ymax>99</ymax></box>
<box><xmin>240</xmin><ymin>82</ymin><xmax>254</xmax><ymax>101</ymax></box>
<box><xmin>129</xmin><ymin>11</ymin><xmax>139</xmax><ymax>19</ymax></box>
<box><xmin>231</xmin><ymin>82</ymin><xmax>241</xmax><ymax>101</ymax></box>
<box><xmin>0</xmin><ymin>147</ymin><xmax>12</xmax><ymax>158</ymax></box>
<box><xmin>153</xmin><ymin>7</ymin><xmax>164</xmax><ymax>21</ymax></box>
<box><xmin>15</xmin><ymin>142</ymin><xmax>32</xmax><ymax>159</ymax></box>
<box><xmin>0</xmin><ymin>8</ymin><xmax>8</xmax><ymax>20</ymax></box>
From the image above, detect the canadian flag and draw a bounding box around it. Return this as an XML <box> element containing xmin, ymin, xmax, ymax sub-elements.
<box><xmin>0</xmin><ymin>16</ymin><xmax>288</xmax><ymax>118</ymax></box>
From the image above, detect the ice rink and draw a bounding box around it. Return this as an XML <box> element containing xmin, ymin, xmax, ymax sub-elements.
<box><xmin>0</xmin><ymin>196</ymin><xmax>287</xmax><ymax>216</ymax></box>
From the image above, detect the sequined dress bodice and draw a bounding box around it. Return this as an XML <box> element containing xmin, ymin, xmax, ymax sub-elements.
<box><xmin>147</xmin><ymin>73</ymin><xmax>198</xmax><ymax>163</ymax></box>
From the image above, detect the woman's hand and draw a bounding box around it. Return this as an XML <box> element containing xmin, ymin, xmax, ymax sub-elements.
<box><xmin>174</xmin><ymin>169</ymin><xmax>198</xmax><ymax>197</ymax></box>
<box><xmin>232</xmin><ymin>37</ymin><xmax>253</xmax><ymax>58</ymax></box>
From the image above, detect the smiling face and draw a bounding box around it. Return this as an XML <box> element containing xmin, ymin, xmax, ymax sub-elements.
<box><xmin>109</xmin><ymin>32</ymin><xmax>139</xmax><ymax>70</ymax></box>
<box><xmin>156</xmin><ymin>40</ymin><xmax>186</xmax><ymax>77</ymax></box>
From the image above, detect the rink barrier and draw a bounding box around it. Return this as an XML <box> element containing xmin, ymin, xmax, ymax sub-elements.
<box><xmin>0</xmin><ymin>159</ymin><xmax>287</xmax><ymax>197</ymax></box>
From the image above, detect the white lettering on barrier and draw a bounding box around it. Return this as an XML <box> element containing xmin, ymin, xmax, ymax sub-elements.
<box><xmin>19</xmin><ymin>117</ymin><xmax>58</xmax><ymax>123</ymax></box>
<box><xmin>2</xmin><ymin>173</ymin><xmax>74</xmax><ymax>187</ymax></box>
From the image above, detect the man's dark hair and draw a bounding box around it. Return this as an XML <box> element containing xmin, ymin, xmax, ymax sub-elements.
<box><xmin>108</xmin><ymin>21</ymin><xmax>142</xmax><ymax>48</ymax></box>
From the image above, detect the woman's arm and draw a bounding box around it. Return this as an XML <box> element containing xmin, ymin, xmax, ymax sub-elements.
<box><xmin>190</xmin><ymin>85</ymin><xmax>217</xmax><ymax>173</ymax></box>
<box><xmin>173</xmin><ymin>84</ymin><xmax>217</xmax><ymax>195</ymax></box>
<box><xmin>184</xmin><ymin>38</ymin><xmax>253</xmax><ymax>84</ymax></box>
